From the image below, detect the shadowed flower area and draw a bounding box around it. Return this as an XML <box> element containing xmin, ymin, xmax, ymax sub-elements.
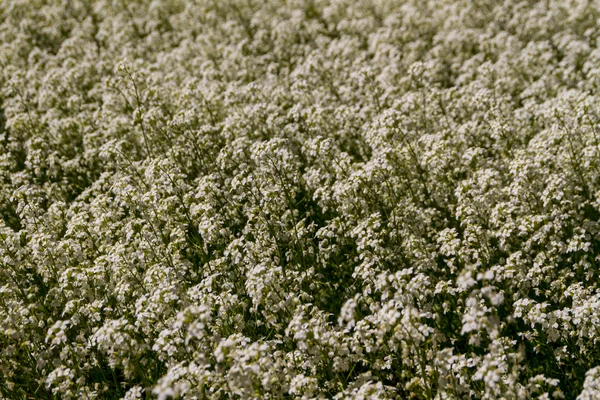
<box><xmin>3</xmin><ymin>0</ymin><xmax>600</xmax><ymax>398</ymax></box>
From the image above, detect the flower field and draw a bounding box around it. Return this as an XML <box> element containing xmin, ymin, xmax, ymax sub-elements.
<box><xmin>3</xmin><ymin>0</ymin><xmax>600</xmax><ymax>398</ymax></box>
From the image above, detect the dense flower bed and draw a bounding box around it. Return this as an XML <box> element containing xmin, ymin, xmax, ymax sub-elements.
<box><xmin>3</xmin><ymin>0</ymin><xmax>600</xmax><ymax>398</ymax></box>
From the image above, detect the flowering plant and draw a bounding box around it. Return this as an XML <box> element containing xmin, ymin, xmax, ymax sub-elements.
<box><xmin>2</xmin><ymin>0</ymin><xmax>600</xmax><ymax>398</ymax></box>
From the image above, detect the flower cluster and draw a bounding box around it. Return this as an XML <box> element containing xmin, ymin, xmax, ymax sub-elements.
<box><xmin>2</xmin><ymin>0</ymin><xmax>600</xmax><ymax>398</ymax></box>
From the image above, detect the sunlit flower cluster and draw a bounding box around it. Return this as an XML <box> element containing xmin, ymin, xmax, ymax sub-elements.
<box><xmin>2</xmin><ymin>0</ymin><xmax>600</xmax><ymax>398</ymax></box>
